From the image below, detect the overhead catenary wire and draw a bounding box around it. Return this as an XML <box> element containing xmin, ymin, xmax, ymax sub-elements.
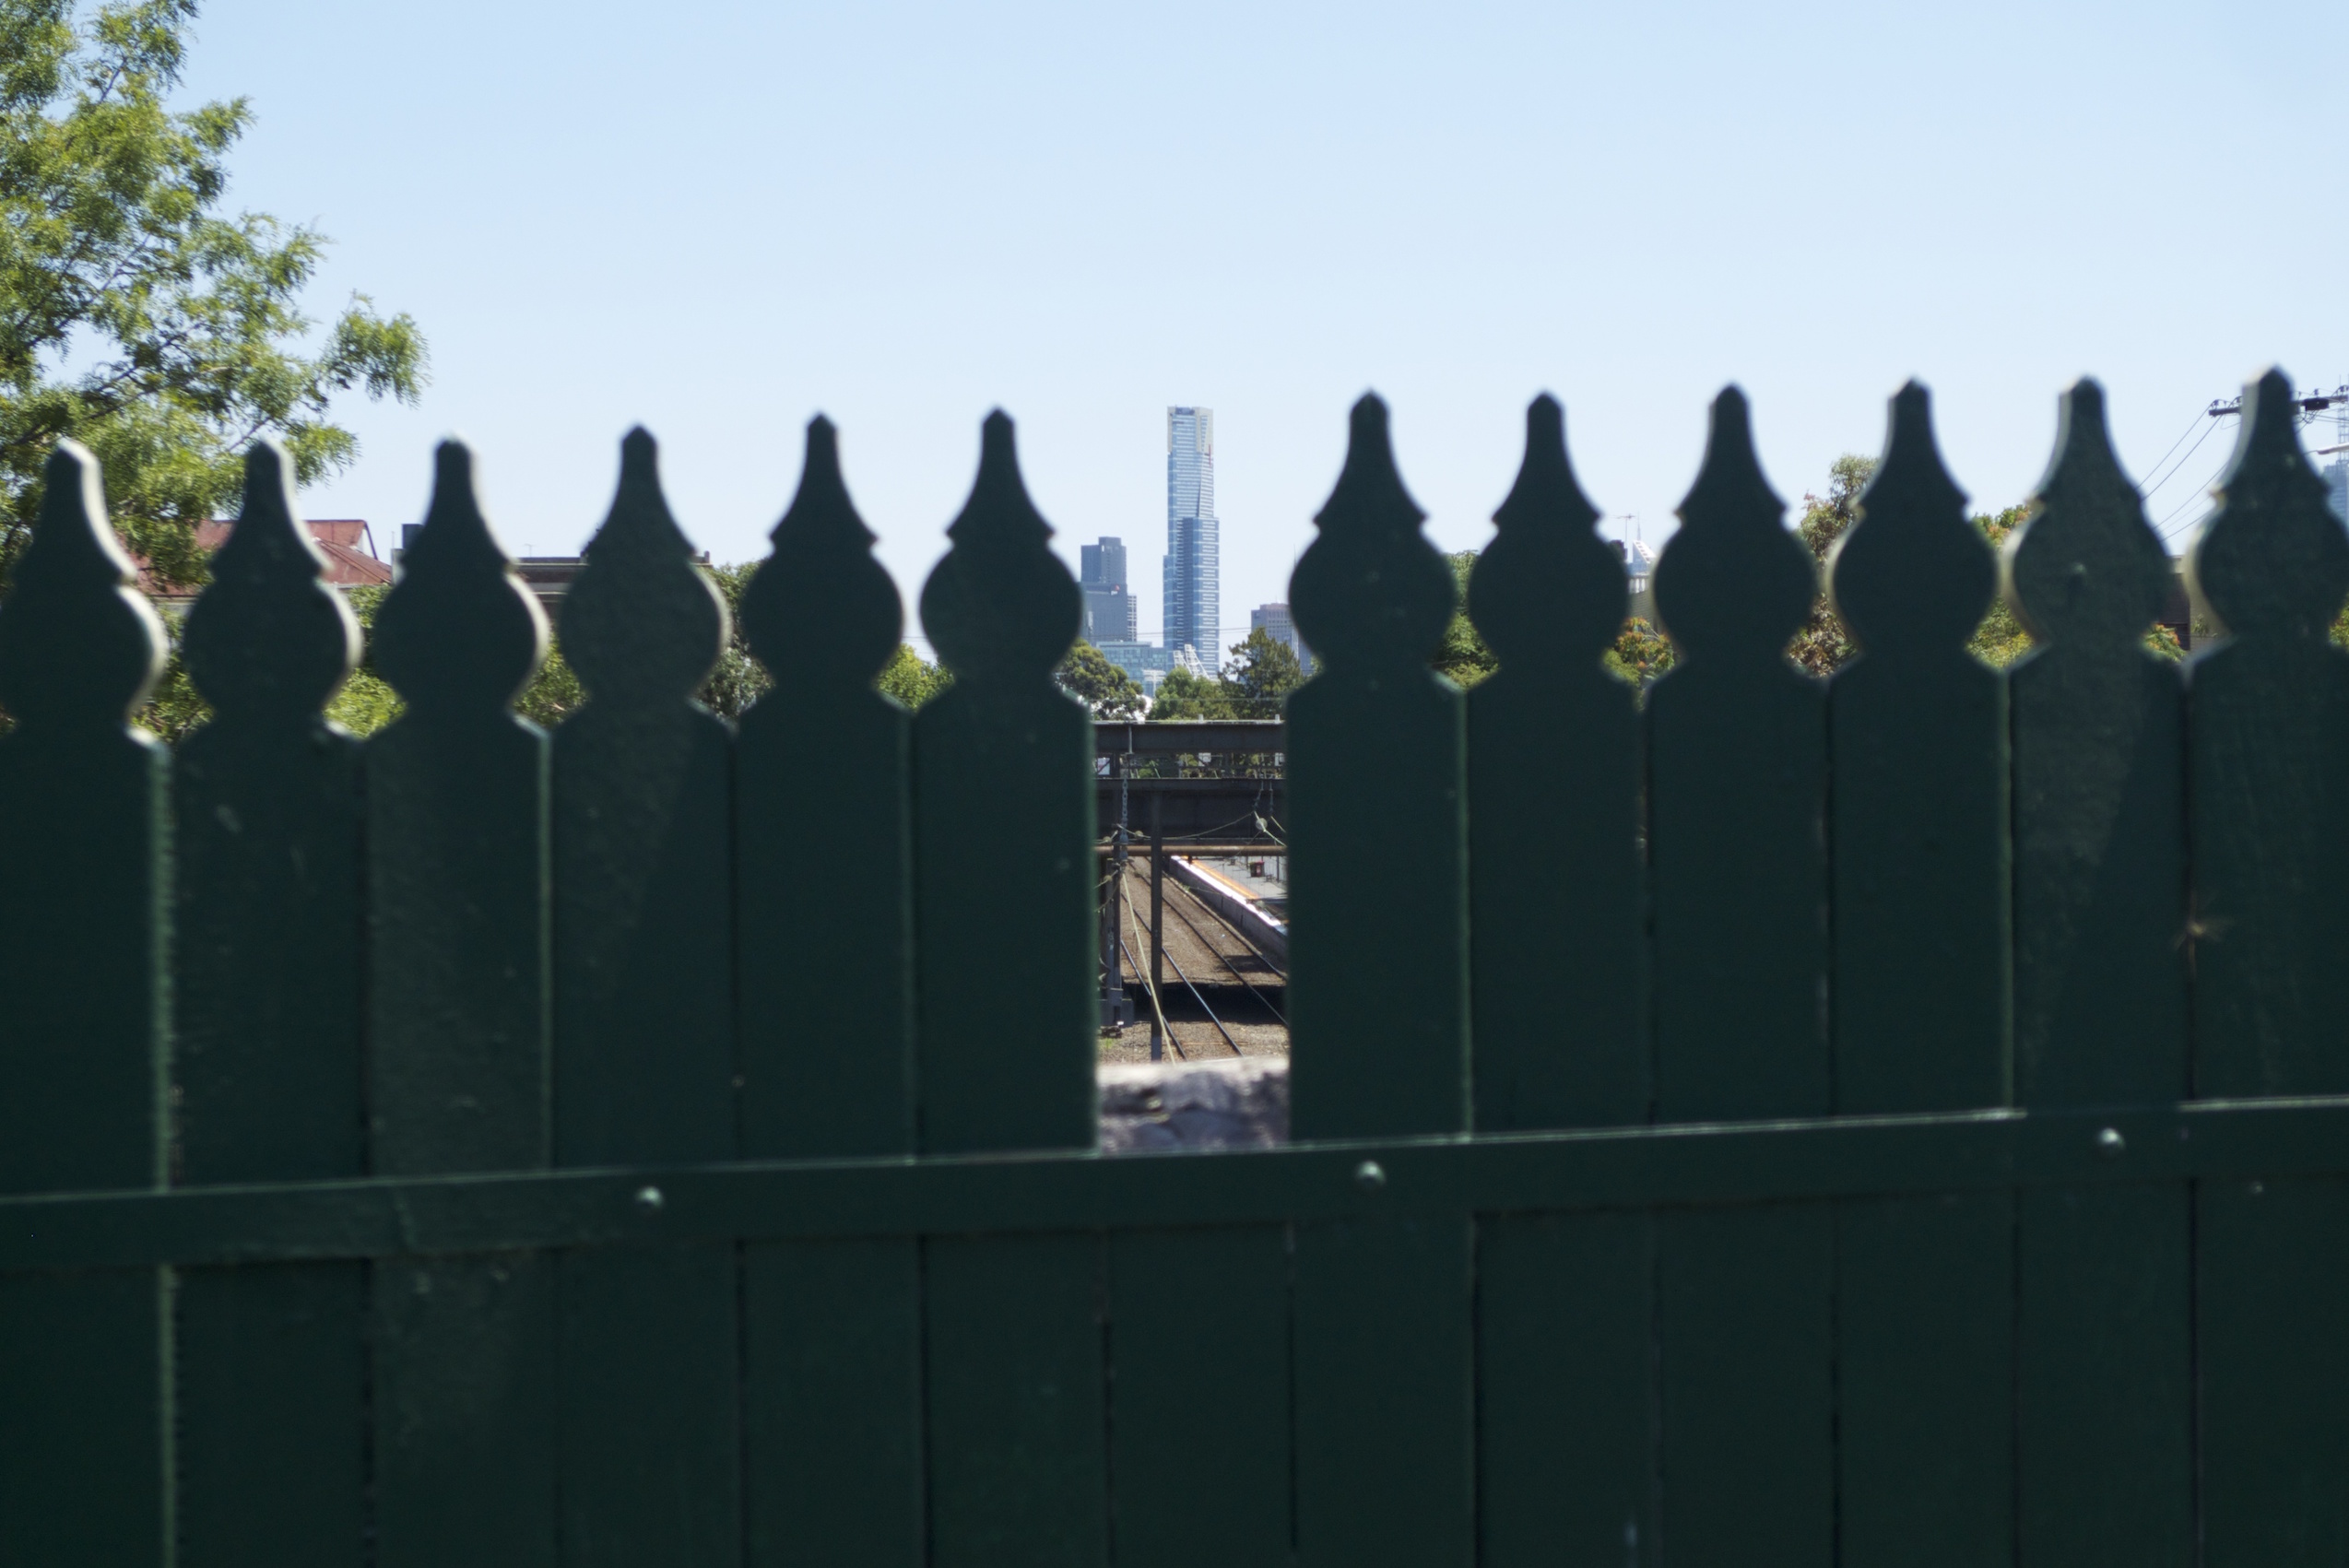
<box><xmin>1150</xmin><ymin>866</ymin><xmax>1288</xmax><ymax>1021</ymax></box>
<box><xmin>2139</xmin><ymin>414</ymin><xmax>2226</xmax><ymax>505</ymax></box>
<box><xmin>2132</xmin><ymin>407</ymin><xmax>2214</xmax><ymax>497</ymax></box>
<box><xmin>1117</xmin><ymin>868</ymin><xmax>1243</xmax><ymax>1056</ymax></box>
<box><xmin>1117</xmin><ymin>925</ymin><xmax>1184</xmax><ymax>1062</ymax></box>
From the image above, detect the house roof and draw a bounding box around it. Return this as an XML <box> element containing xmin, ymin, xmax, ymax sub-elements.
<box><xmin>144</xmin><ymin>519</ymin><xmax>390</xmax><ymax>599</ymax></box>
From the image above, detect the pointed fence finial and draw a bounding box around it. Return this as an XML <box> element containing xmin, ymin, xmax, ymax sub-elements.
<box><xmin>1652</xmin><ymin>386</ymin><xmax>1812</xmax><ymax>662</ymax></box>
<box><xmin>1828</xmin><ymin>381</ymin><xmax>1989</xmax><ymax>660</ymax></box>
<box><xmin>1290</xmin><ymin>394</ymin><xmax>1455</xmax><ymax>674</ymax></box>
<box><xmin>2190</xmin><ymin>368</ymin><xmax>2349</xmax><ymax>643</ymax></box>
<box><xmin>2006</xmin><ymin>379</ymin><xmax>2169</xmax><ymax>652</ymax></box>
<box><xmin>0</xmin><ymin>440</ymin><xmax>166</xmax><ymax>731</ymax></box>
<box><xmin>183</xmin><ymin>438</ymin><xmax>361</xmax><ymax>725</ymax></box>
<box><xmin>560</xmin><ymin>428</ymin><xmax>726</xmax><ymax>710</ymax></box>
<box><xmin>371</xmin><ymin>440</ymin><xmax>548</xmax><ymax>719</ymax></box>
<box><xmin>919</xmin><ymin>411</ymin><xmax>1080</xmax><ymax>684</ymax></box>
<box><xmin>742</xmin><ymin>416</ymin><xmax>902</xmax><ymax>690</ymax></box>
<box><xmin>1470</xmin><ymin>394</ymin><xmax>1617</xmax><ymax>670</ymax></box>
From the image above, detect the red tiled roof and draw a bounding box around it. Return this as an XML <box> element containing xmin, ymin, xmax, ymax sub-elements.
<box><xmin>145</xmin><ymin>519</ymin><xmax>390</xmax><ymax>598</ymax></box>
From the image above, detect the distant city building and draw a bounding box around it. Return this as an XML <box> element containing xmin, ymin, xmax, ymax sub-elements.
<box><xmin>1249</xmin><ymin>602</ymin><xmax>1309</xmax><ymax>666</ymax></box>
<box><xmin>1080</xmin><ymin>536</ymin><xmax>1138</xmax><ymax>644</ymax></box>
<box><xmin>2326</xmin><ymin>457</ymin><xmax>2347</xmax><ymax>524</ymax></box>
<box><xmin>1617</xmin><ymin>539</ymin><xmax>1658</xmax><ymax>623</ymax></box>
<box><xmin>1096</xmin><ymin>641</ymin><xmax>1184</xmax><ymax>696</ymax></box>
<box><xmin>1163</xmin><ymin>407</ymin><xmax>1220</xmax><ymax>660</ymax></box>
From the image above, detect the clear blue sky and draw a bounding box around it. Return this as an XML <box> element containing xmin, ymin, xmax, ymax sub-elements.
<box><xmin>180</xmin><ymin>0</ymin><xmax>2347</xmax><ymax>654</ymax></box>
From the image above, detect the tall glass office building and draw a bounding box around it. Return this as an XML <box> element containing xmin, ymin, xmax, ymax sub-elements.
<box><xmin>1163</xmin><ymin>407</ymin><xmax>1219</xmax><ymax>660</ymax></box>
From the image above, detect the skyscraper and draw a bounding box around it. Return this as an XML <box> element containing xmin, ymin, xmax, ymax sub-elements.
<box><xmin>1163</xmin><ymin>407</ymin><xmax>1219</xmax><ymax>660</ymax></box>
<box><xmin>1080</xmin><ymin>536</ymin><xmax>1138</xmax><ymax>643</ymax></box>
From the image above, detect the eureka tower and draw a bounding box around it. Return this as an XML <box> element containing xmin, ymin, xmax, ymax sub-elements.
<box><xmin>1163</xmin><ymin>407</ymin><xmax>1219</xmax><ymax>661</ymax></box>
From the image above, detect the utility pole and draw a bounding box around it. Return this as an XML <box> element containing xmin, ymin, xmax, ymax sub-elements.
<box><xmin>1102</xmin><ymin>740</ymin><xmax>1134</xmax><ymax>1034</ymax></box>
<box><xmin>1149</xmin><ymin>791</ymin><xmax>1165</xmax><ymax>1062</ymax></box>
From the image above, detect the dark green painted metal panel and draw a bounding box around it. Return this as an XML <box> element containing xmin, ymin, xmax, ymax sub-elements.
<box><xmin>1827</xmin><ymin>383</ymin><xmax>2011</xmax><ymax>1114</ymax></box>
<box><xmin>1476</xmin><ymin>1210</ymin><xmax>1653</xmax><ymax>1566</ymax></box>
<box><xmin>736</xmin><ymin>423</ymin><xmax>925</xmax><ymax>1564</ymax></box>
<box><xmin>0</xmin><ymin>1269</ymin><xmax>170</xmax><ymax>1565</ymax></box>
<box><xmin>1657</xmin><ymin>1204</ymin><xmax>1832</xmax><ymax>1564</ymax></box>
<box><xmin>175</xmin><ymin>440</ymin><xmax>367</xmax><ymax>1184</ymax></box>
<box><xmin>558</xmin><ymin>1243</ymin><xmax>739</xmax><ymax>1566</ymax></box>
<box><xmin>1106</xmin><ymin>1225</ymin><xmax>1291</xmax><ymax>1565</ymax></box>
<box><xmin>553</xmin><ymin>434</ymin><xmax>735</xmax><ymax>1164</ymax></box>
<box><xmin>364</xmin><ymin>440</ymin><xmax>556</xmax><ymax>1568</ymax></box>
<box><xmin>0</xmin><ymin>441</ymin><xmax>171</xmax><ymax>1564</ymax></box>
<box><xmin>1836</xmin><ymin>1193</ymin><xmax>2013</xmax><ymax>1565</ymax></box>
<box><xmin>176</xmin><ymin>1263</ymin><xmax>366</xmax><ymax>1565</ymax></box>
<box><xmin>915</xmin><ymin>412</ymin><xmax>1094</xmax><ymax>1155</ymax></box>
<box><xmin>23</xmin><ymin>1098</ymin><xmax>2349</xmax><ymax>1270</ymax></box>
<box><xmin>1647</xmin><ymin>388</ymin><xmax>1831</xmax><ymax>1563</ymax></box>
<box><xmin>366</xmin><ymin>439</ymin><xmax>552</xmax><ymax>1176</ymax></box>
<box><xmin>1825</xmin><ymin>385</ymin><xmax>2013</xmax><ymax>1568</ymax></box>
<box><xmin>1285</xmin><ymin>396</ymin><xmax>1474</xmax><ymax>1567</ymax></box>
<box><xmin>550</xmin><ymin>430</ymin><xmax>740</xmax><ymax>1565</ymax></box>
<box><xmin>1647</xmin><ymin>388</ymin><xmax>1826</xmax><ymax>1120</ymax></box>
<box><xmin>2007</xmin><ymin>381</ymin><xmax>2187</xmax><ymax>1108</ymax></box>
<box><xmin>2005</xmin><ymin>381</ymin><xmax>2190</xmax><ymax>1568</ymax></box>
<box><xmin>911</xmin><ymin>415</ymin><xmax>1102</xmax><ymax>1563</ymax></box>
<box><xmin>373</xmin><ymin>1252</ymin><xmax>558</xmax><ymax>1568</ymax></box>
<box><xmin>738</xmin><ymin>416</ymin><xmax>915</xmax><ymax>1161</ymax></box>
<box><xmin>2185</xmin><ymin>369</ymin><xmax>2349</xmax><ymax>1565</ymax></box>
<box><xmin>1466</xmin><ymin>396</ymin><xmax>1645</xmax><ymax>1131</ymax></box>
<box><xmin>1287</xmin><ymin>394</ymin><xmax>1468</xmax><ymax>1139</ymax></box>
<box><xmin>2017</xmin><ymin>1184</ymin><xmax>2190</xmax><ymax>1567</ymax></box>
<box><xmin>170</xmin><ymin>441</ymin><xmax>370</xmax><ymax>1568</ymax></box>
<box><xmin>924</xmin><ymin>1233</ymin><xmax>1107</xmax><ymax>1568</ymax></box>
<box><xmin>1293</xmin><ymin>1212</ymin><xmax>1474</xmax><ymax>1568</ymax></box>
<box><xmin>744</xmin><ymin>1238</ymin><xmax>925</xmax><ymax>1567</ymax></box>
<box><xmin>2197</xmin><ymin>1177</ymin><xmax>2349</xmax><ymax>1565</ymax></box>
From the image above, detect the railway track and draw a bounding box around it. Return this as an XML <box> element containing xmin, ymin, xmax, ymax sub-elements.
<box><xmin>1115</xmin><ymin>858</ymin><xmax>1287</xmax><ymax>1059</ymax></box>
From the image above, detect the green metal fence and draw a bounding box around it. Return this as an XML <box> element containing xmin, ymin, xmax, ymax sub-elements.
<box><xmin>0</xmin><ymin>367</ymin><xmax>2343</xmax><ymax>1565</ymax></box>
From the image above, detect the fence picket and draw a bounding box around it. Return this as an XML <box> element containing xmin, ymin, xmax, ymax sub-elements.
<box><xmin>2005</xmin><ymin>379</ymin><xmax>2191</xmax><ymax>1568</ymax></box>
<box><xmin>1647</xmin><ymin>387</ymin><xmax>1832</xmax><ymax>1564</ymax></box>
<box><xmin>2184</xmin><ymin>367</ymin><xmax>2349</xmax><ymax>1565</ymax></box>
<box><xmin>364</xmin><ymin>441</ymin><xmax>558</xmax><ymax>1568</ymax></box>
<box><xmin>549</xmin><ymin>429</ymin><xmax>739</xmax><ymax>1565</ymax></box>
<box><xmin>1287</xmin><ymin>395</ymin><xmax>1473</xmax><ymax>1568</ymax></box>
<box><xmin>0</xmin><ymin>440</ymin><xmax>171</xmax><ymax>1565</ymax></box>
<box><xmin>1468</xmin><ymin>394</ymin><xmax>1643</xmax><ymax>1128</ymax></box>
<box><xmin>1824</xmin><ymin>384</ymin><xmax>2014</xmax><ymax>1568</ymax></box>
<box><xmin>1464</xmin><ymin>397</ymin><xmax>1653</xmax><ymax>1564</ymax></box>
<box><xmin>172</xmin><ymin>439</ymin><xmax>369</xmax><ymax>1567</ymax></box>
<box><xmin>736</xmin><ymin>416</ymin><xmax>925</xmax><ymax>1565</ymax></box>
<box><xmin>914</xmin><ymin>412</ymin><xmax>1105</xmax><ymax>1564</ymax></box>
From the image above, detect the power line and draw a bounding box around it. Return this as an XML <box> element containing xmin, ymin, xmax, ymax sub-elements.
<box><xmin>2133</xmin><ymin>407</ymin><xmax>2213</xmax><ymax>496</ymax></box>
<box><xmin>2139</xmin><ymin>412</ymin><xmax>2225</xmax><ymax>500</ymax></box>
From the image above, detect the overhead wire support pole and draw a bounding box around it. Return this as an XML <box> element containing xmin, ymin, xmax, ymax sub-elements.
<box><xmin>1150</xmin><ymin>790</ymin><xmax>1165</xmax><ymax>1061</ymax></box>
<box><xmin>1108</xmin><ymin>740</ymin><xmax>1132</xmax><ymax>1030</ymax></box>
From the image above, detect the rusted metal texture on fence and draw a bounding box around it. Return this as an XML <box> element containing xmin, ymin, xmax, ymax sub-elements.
<box><xmin>1</xmin><ymin>371</ymin><xmax>2345</xmax><ymax>1565</ymax></box>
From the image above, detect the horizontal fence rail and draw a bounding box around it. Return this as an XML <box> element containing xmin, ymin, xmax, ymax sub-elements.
<box><xmin>0</xmin><ymin>370</ymin><xmax>2345</xmax><ymax>1566</ymax></box>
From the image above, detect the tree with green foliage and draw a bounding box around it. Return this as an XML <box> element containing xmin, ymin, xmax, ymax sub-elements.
<box><xmin>1054</xmin><ymin>641</ymin><xmax>1146</xmax><ymax>719</ymax></box>
<box><xmin>878</xmin><ymin>642</ymin><xmax>952</xmax><ymax>710</ymax></box>
<box><xmin>1219</xmin><ymin>625</ymin><xmax>1306</xmax><ymax>718</ymax></box>
<box><xmin>1142</xmin><ymin>663</ymin><xmax>1230</xmax><ymax>720</ymax></box>
<box><xmin>2</xmin><ymin>0</ymin><xmax>426</xmax><ymax>595</ymax></box>
<box><xmin>1607</xmin><ymin>618</ymin><xmax>1676</xmax><ymax>685</ymax></box>
<box><xmin>1788</xmin><ymin>454</ymin><xmax>1873</xmax><ymax>676</ymax></box>
<box><xmin>697</xmin><ymin>560</ymin><xmax>768</xmax><ymax>719</ymax></box>
<box><xmin>1433</xmin><ymin>550</ymin><xmax>1500</xmax><ymax>688</ymax></box>
<box><xmin>1965</xmin><ymin>504</ymin><xmax>2035</xmax><ymax>667</ymax></box>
